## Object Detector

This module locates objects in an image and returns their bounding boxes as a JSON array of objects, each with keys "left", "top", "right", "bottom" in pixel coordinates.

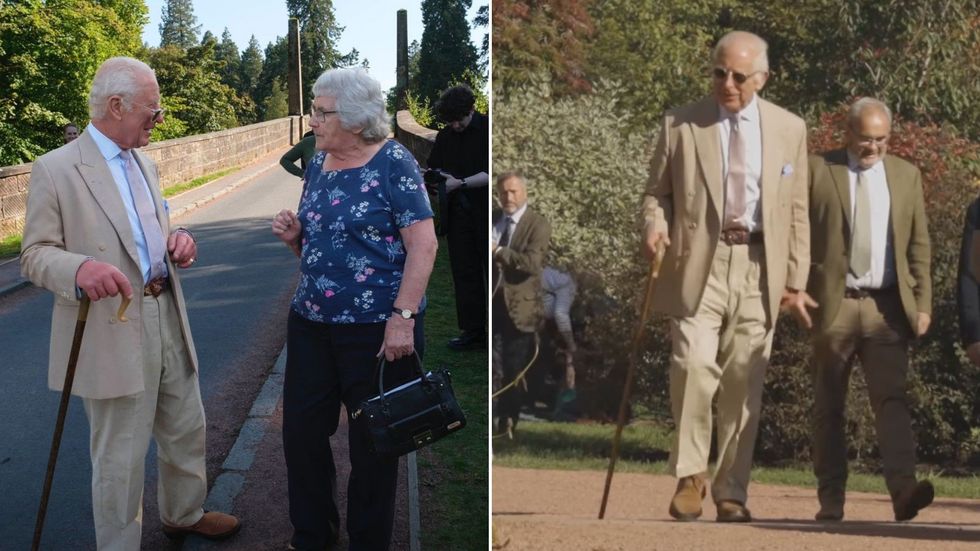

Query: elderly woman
[{"left": 271, "top": 67, "right": 437, "bottom": 551}]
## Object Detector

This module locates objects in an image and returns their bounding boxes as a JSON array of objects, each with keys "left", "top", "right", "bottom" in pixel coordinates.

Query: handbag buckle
[{"left": 413, "top": 430, "right": 434, "bottom": 447}]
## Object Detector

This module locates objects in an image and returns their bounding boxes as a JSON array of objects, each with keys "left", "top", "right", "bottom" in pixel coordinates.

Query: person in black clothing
[
  {"left": 427, "top": 85, "right": 490, "bottom": 350},
  {"left": 280, "top": 130, "right": 317, "bottom": 178},
  {"left": 957, "top": 195, "right": 980, "bottom": 367}
]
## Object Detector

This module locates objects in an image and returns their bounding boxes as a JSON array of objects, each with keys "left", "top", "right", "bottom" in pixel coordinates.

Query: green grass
[
  {"left": 0, "top": 234, "right": 21, "bottom": 258},
  {"left": 493, "top": 421, "right": 980, "bottom": 499},
  {"left": 418, "top": 237, "right": 487, "bottom": 550},
  {"left": 162, "top": 166, "right": 239, "bottom": 198}
]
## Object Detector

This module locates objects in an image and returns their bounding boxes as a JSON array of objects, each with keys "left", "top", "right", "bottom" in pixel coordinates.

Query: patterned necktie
[
  {"left": 850, "top": 170, "right": 872, "bottom": 277},
  {"left": 499, "top": 216, "right": 513, "bottom": 247},
  {"left": 119, "top": 150, "right": 167, "bottom": 281},
  {"left": 724, "top": 115, "right": 747, "bottom": 230}
]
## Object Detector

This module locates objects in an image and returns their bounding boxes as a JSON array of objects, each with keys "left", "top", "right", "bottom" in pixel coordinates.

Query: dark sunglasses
[{"left": 712, "top": 67, "right": 763, "bottom": 85}]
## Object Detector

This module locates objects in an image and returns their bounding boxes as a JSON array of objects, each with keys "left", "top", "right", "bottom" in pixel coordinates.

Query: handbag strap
[{"left": 376, "top": 351, "right": 426, "bottom": 399}]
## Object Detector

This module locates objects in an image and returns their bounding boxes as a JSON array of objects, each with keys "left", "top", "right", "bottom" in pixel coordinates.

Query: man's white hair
[
  {"left": 713, "top": 31, "right": 770, "bottom": 73},
  {"left": 88, "top": 57, "right": 155, "bottom": 120},
  {"left": 849, "top": 97, "right": 893, "bottom": 126}
]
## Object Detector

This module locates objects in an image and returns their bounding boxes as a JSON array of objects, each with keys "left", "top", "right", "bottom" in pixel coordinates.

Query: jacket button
[
  {"left": 688, "top": 222, "right": 697, "bottom": 229},
  {"left": 98, "top": 244, "right": 106, "bottom": 251}
]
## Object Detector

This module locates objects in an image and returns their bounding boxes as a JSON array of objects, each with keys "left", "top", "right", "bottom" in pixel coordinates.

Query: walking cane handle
[{"left": 117, "top": 295, "right": 131, "bottom": 323}]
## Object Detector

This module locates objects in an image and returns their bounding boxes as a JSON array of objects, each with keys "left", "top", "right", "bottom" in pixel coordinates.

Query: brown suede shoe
[
  {"left": 163, "top": 511, "right": 241, "bottom": 540},
  {"left": 716, "top": 500, "right": 752, "bottom": 523},
  {"left": 668, "top": 475, "right": 706, "bottom": 521},
  {"left": 893, "top": 480, "right": 934, "bottom": 522},
  {"left": 816, "top": 485, "right": 844, "bottom": 521},
  {"left": 815, "top": 506, "right": 844, "bottom": 522}
]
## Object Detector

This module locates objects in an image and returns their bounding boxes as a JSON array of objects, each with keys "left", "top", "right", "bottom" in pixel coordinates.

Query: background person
[
  {"left": 63, "top": 122, "right": 79, "bottom": 143},
  {"left": 271, "top": 67, "right": 437, "bottom": 551},
  {"left": 280, "top": 129, "right": 316, "bottom": 178}
]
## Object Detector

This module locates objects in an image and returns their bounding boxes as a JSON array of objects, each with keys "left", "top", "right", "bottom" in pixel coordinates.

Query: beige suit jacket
[
  {"left": 806, "top": 149, "right": 931, "bottom": 332},
  {"left": 493, "top": 208, "right": 551, "bottom": 333},
  {"left": 641, "top": 96, "right": 810, "bottom": 327},
  {"left": 21, "top": 131, "right": 199, "bottom": 399}
]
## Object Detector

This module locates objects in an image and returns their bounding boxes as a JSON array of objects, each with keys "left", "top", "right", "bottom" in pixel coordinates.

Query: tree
[
  {"left": 474, "top": 5, "right": 489, "bottom": 74},
  {"left": 286, "top": 0, "right": 360, "bottom": 111},
  {"left": 416, "top": 0, "right": 479, "bottom": 105},
  {"left": 0, "top": 0, "right": 147, "bottom": 164},
  {"left": 254, "top": 37, "right": 287, "bottom": 120},
  {"left": 239, "top": 35, "right": 264, "bottom": 99},
  {"left": 262, "top": 77, "right": 289, "bottom": 120},
  {"left": 159, "top": 0, "right": 201, "bottom": 49},
  {"left": 215, "top": 28, "right": 242, "bottom": 92}
]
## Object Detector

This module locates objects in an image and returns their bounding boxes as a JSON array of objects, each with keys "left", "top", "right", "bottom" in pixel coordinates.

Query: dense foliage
[
  {"left": 493, "top": 1, "right": 980, "bottom": 468},
  {"left": 416, "top": 0, "right": 480, "bottom": 106}
]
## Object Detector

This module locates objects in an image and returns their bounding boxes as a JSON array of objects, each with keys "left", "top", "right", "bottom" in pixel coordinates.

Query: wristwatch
[
  {"left": 392, "top": 307, "right": 416, "bottom": 320},
  {"left": 460, "top": 177, "right": 467, "bottom": 188}
]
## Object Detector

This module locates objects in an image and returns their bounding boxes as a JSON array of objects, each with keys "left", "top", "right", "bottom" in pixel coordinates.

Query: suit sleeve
[
  {"left": 496, "top": 216, "right": 551, "bottom": 279},
  {"left": 957, "top": 197, "right": 980, "bottom": 345},
  {"left": 785, "top": 120, "right": 811, "bottom": 291},
  {"left": 640, "top": 114, "right": 673, "bottom": 236},
  {"left": 907, "top": 167, "right": 931, "bottom": 315},
  {"left": 19, "top": 158, "right": 90, "bottom": 299}
]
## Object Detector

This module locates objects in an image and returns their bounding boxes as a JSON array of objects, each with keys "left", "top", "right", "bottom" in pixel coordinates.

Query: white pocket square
[{"left": 781, "top": 163, "right": 794, "bottom": 176}]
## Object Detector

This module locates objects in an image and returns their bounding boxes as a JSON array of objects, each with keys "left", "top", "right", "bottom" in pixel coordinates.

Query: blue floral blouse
[{"left": 291, "top": 140, "right": 433, "bottom": 324}]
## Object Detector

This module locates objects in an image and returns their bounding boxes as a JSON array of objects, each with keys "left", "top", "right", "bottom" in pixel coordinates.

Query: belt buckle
[
  {"left": 721, "top": 228, "right": 748, "bottom": 245},
  {"left": 144, "top": 277, "right": 166, "bottom": 297}
]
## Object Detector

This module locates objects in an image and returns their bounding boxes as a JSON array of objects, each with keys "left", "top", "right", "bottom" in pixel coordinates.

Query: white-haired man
[
  {"left": 21, "top": 57, "right": 239, "bottom": 549},
  {"left": 640, "top": 31, "right": 812, "bottom": 522}
]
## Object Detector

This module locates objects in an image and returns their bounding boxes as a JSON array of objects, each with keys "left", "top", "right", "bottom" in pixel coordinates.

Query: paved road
[{"left": 0, "top": 152, "right": 302, "bottom": 550}]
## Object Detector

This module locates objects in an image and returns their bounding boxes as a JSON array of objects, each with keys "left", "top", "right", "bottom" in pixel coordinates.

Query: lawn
[
  {"left": 417, "top": 237, "right": 488, "bottom": 549},
  {"left": 493, "top": 421, "right": 980, "bottom": 500}
]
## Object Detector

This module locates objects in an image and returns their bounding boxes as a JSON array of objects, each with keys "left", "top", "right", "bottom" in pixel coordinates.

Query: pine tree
[
  {"left": 239, "top": 35, "right": 264, "bottom": 101},
  {"left": 215, "top": 28, "right": 242, "bottom": 92},
  {"left": 417, "top": 0, "right": 479, "bottom": 105},
  {"left": 286, "top": 0, "right": 360, "bottom": 110},
  {"left": 159, "top": 0, "right": 201, "bottom": 49},
  {"left": 262, "top": 77, "right": 289, "bottom": 120}
]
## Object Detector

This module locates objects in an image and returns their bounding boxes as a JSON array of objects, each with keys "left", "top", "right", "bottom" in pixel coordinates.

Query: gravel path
[{"left": 492, "top": 467, "right": 980, "bottom": 550}]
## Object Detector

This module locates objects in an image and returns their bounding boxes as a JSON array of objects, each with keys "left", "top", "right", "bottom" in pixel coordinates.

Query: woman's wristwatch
[{"left": 392, "top": 307, "right": 416, "bottom": 320}]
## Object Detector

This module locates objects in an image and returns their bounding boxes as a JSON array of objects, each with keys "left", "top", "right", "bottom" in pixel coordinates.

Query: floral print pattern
[{"left": 291, "top": 140, "right": 432, "bottom": 323}]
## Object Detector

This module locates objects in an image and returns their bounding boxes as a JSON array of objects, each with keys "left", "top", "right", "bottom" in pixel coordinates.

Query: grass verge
[
  {"left": 493, "top": 421, "right": 980, "bottom": 499},
  {"left": 162, "top": 166, "right": 239, "bottom": 198},
  {"left": 418, "top": 237, "right": 487, "bottom": 550},
  {"left": 0, "top": 234, "right": 21, "bottom": 258}
]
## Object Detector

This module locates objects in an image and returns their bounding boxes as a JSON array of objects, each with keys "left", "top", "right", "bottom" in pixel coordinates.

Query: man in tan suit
[
  {"left": 21, "top": 57, "right": 239, "bottom": 549},
  {"left": 492, "top": 171, "right": 551, "bottom": 438},
  {"left": 806, "top": 97, "right": 933, "bottom": 522},
  {"left": 640, "top": 31, "right": 811, "bottom": 522}
]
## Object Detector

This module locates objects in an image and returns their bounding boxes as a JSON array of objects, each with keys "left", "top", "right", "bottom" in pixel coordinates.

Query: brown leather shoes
[
  {"left": 716, "top": 500, "right": 752, "bottom": 522},
  {"left": 163, "top": 511, "right": 241, "bottom": 540},
  {"left": 816, "top": 485, "right": 844, "bottom": 521},
  {"left": 893, "top": 480, "right": 934, "bottom": 521},
  {"left": 668, "top": 475, "right": 706, "bottom": 521},
  {"left": 815, "top": 506, "right": 844, "bottom": 521}
]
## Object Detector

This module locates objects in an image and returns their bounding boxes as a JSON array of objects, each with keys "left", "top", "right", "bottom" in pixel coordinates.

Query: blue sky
[{"left": 142, "top": 1, "right": 486, "bottom": 93}]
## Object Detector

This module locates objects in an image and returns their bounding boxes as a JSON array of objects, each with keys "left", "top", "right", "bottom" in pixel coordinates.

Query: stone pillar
[
  {"left": 287, "top": 17, "right": 303, "bottom": 128},
  {"left": 396, "top": 9, "right": 409, "bottom": 111}
]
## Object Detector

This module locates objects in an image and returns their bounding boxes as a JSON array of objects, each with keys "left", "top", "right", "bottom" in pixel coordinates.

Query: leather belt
[
  {"left": 144, "top": 276, "right": 169, "bottom": 298},
  {"left": 720, "top": 228, "right": 763, "bottom": 246},
  {"left": 843, "top": 286, "right": 894, "bottom": 299}
]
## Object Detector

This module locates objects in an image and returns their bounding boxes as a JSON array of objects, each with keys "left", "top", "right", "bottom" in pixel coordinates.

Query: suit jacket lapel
[
  {"left": 827, "top": 149, "right": 852, "bottom": 232},
  {"left": 134, "top": 150, "right": 170, "bottom": 235},
  {"left": 883, "top": 155, "right": 906, "bottom": 234},
  {"left": 76, "top": 132, "right": 141, "bottom": 267},
  {"left": 691, "top": 98, "right": 723, "bottom": 224},
  {"left": 759, "top": 98, "right": 780, "bottom": 229}
]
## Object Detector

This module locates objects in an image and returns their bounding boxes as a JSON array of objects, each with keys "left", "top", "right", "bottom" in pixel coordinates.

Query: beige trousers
[
  {"left": 667, "top": 241, "right": 772, "bottom": 505},
  {"left": 810, "top": 290, "right": 916, "bottom": 504},
  {"left": 82, "top": 291, "right": 207, "bottom": 551}
]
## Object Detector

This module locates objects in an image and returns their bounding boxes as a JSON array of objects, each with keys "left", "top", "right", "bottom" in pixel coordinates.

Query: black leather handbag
[{"left": 351, "top": 353, "right": 466, "bottom": 457}]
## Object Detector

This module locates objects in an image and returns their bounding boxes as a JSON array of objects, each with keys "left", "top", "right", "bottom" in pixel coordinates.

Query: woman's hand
[
  {"left": 272, "top": 209, "right": 301, "bottom": 256},
  {"left": 378, "top": 315, "right": 415, "bottom": 361}
]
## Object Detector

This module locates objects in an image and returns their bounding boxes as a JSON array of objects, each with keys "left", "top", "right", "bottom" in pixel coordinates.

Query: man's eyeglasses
[
  {"left": 138, "top": 104, "right": 165, "bottom": 121},
  {"left": 855, "top": 135, "right": 889, "bottom": 147},
  {"left": 310, "top": 108, "right": 339, "bottom": 122},
  {"left": 712, "top": 67, "right": 763, "bottom": 85}
]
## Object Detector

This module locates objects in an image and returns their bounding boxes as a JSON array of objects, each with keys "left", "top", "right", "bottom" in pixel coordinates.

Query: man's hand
[
  {"left": 642, "top": 226, "right": 670, "bottom": 260},
  {"left": 168, "top": 229, "right": 197, "bottom": 268},
  {"left": 966, "top": 342, "right": 980, "bottom": 367},
  {"left": 780, "top": 288, "right": 818, "bottom": 329},
  {"left": 76, "top": 260, "right": 133, "bottom": 301},
  {"left": 915, "top": 312, "right": 931, "bottom": 337},
  {"left": 444, "top": 176, "right": 463, "bottom": 192}
]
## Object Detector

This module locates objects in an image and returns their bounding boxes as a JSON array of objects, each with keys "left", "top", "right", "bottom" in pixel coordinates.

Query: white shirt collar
[
  {"left": 85, "top": 122, "right": 124, "bottom": 162},
  {"left": 505, "top": 202, "right": 528, "bottom": 225},
  {"left": 718, "top": 94, "right": 760, "bottom": 123},
  {"left": 846, "top": 152, "right": 885, "bottom": 175}
]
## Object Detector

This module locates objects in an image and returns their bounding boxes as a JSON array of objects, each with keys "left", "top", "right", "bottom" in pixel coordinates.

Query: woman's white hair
[
  {"left": 88, "top": 57, "right": 155, "bottom": 120},
  {"left": 312, "top": 67, "right": 391, "bottom": 143}
]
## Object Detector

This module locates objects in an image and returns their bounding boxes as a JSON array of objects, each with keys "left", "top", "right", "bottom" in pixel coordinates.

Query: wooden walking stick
[
  {"left": 32, "top": 295, "right": 130, "bottom": 550},
  {"left": 598, "top": 243, "right": 664, "bottom": 519}
]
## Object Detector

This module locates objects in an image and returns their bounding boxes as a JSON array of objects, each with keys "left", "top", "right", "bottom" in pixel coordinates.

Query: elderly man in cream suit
[
  {"left": 21, "top": 57, "right": 239, "bottom": 549},
  {"left": 640, "top": 31, "right": 812, "bottom": 523}
]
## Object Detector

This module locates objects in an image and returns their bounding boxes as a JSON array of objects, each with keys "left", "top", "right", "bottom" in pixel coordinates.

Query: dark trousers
[
  {"left": 284, "top": 309, "right": 424, "bottom": 551},
  {"left": 447, "top": 191, "right": 488, "bottom": 332},
  {"left": 493, "top": 296, "right": 535, "bottom": 428}
]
